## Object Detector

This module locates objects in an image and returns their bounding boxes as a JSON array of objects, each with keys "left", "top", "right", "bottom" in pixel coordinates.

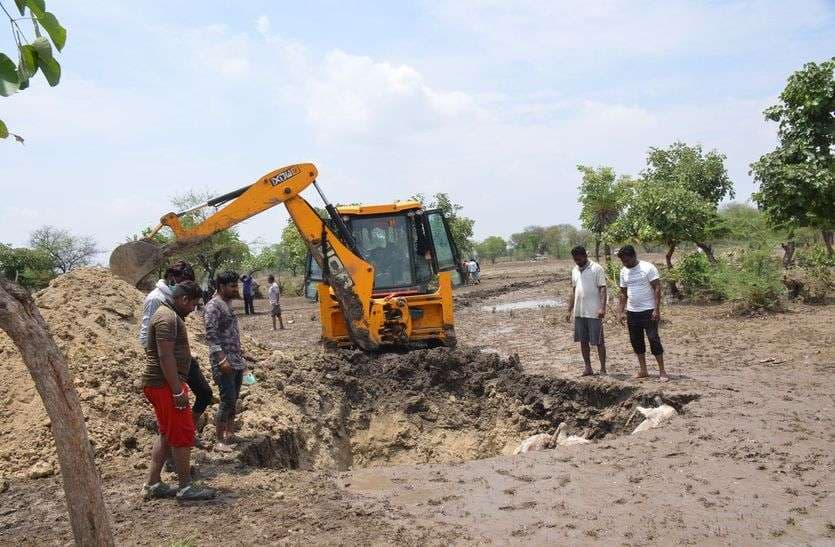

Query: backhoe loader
[{"left": 110, "top": 163, "right": 463, "bottom": 351}]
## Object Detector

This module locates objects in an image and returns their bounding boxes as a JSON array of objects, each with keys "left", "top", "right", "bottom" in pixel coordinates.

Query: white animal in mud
[
  {"left": 632, "top": 396, "right": 678, "bottom": 434},
  {"left": 513, "top": 423, "right": 590, "bottom": 454}
]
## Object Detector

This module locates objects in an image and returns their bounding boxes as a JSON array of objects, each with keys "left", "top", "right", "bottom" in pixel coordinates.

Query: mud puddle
[
  {"left": 234, "top": 347, "right": 698, "bottom": 472},
  {"left": 481, "top": 298, "right": 563, "bottom": 312}
]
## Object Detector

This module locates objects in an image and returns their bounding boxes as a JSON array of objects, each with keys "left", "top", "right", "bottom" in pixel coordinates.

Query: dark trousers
[
  {"left": 243, "top": 294, "right": 255, "bottom": 315},
  {"left": 186, "top": 358, "right": 213, "bottom": 414},
  {"left": 212, "top": 365, "right": 243, "bottom": 423},
  {"left": 626, "top": 310, "right": 664, "bottom": 356}
]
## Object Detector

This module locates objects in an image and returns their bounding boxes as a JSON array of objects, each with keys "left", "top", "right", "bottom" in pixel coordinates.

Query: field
[{"left": 1, "top": 259, "right": 834, "bottom": 545}]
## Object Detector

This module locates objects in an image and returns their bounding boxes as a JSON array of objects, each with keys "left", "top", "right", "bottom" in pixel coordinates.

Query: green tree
[
  {"left": 29, "top": 226, "right": 97, "bottom": 273},
  {"left": 607, "top": 179, "right": 721, "bottom": 293},
  {"left": 1, "top": 0, "right": 67, "bottom": 141},
  {"left": 277, "top": 221, "right": 308, "bottom": 276},
  {"left": 412, "top": 192, "right": 475, "bottom": 256},
  {"left": 719, "top": 202, "right": 776, "bottom": 246},
  {"left": 0, "top": 243, "right": 53, "bottom": 287},
  {"left": 475, "top": 236, "right": 507, "bottom": 264},
  {"left": 751, "top": 57, "right": 835, "bottom": 263},
  {"left": 577, "top": 165, "right": 629, "bottom": 262},
  {"left": 165, "top": 190, "right": 252, "bottom": 285},
  {"left": 509, "top": 226, "right": 545, "bottom": 259},
  {"left": 642, "top": 142, "right": 733, "bottom": 262}
]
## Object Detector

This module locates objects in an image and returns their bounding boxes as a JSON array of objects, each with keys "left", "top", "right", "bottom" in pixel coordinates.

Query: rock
[
  {"left": 0, "top": 478, "right": 8, "bottom": 493},
  {"left": 273, "top": 491, "right": 285, "bottom": 500},
  {"left": 27, "top": 462, "right": 54, "bottom": 479}
]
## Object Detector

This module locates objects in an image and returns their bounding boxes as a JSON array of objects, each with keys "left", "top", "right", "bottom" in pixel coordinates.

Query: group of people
[
  {"left": 462, "top": 258, "right": 481, "bottom": 284},
  {"left": 138, "top": 263, "right": 286, "bottom": 501},
  {"left": 565, "top": 244, "right": 668, "bottom": 382}
]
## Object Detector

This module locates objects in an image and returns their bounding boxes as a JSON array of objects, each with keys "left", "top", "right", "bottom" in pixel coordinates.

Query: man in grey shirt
[{"left": 204, "top": 271, "right": 245, "bottom": 452}]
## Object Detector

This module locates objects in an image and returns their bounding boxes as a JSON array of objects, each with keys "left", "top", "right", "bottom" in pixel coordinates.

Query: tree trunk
[
  {"left": 781, "top": 240, "right": 796, "bottom": 268},
  {"left": 594, "top": 238, "right": 601, "bottom": 262},
  {"left": 665, "top": 242, "right": 679, "bottom": 296},
  {"left": 603, "top": 243, "right": 612, "bottom": 264},
  {"left": 0, "top": 279, "right": 114, "bottom": 546},
  {"left": 695, "top": 242, "right": 718, "bottom": 264},
  {"left": 823, "top": 230, "right": 834, "bottom": 257}
]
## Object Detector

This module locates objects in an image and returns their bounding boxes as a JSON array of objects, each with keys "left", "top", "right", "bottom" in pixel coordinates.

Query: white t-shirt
[
  {"left": 619, "top": 260, "right": 660, "bottom": 312},
  {"left": 138, "top": 280, "right": 172, "bottom": 348},
  {"left": 268, "top": 282, "right": 280, "bottom": 305},
  {"left": 571, "top": 261, "right": 606, "bottom": 318},
  {"left": 467, "top": 261, "right": 478, "bottom": 273}
]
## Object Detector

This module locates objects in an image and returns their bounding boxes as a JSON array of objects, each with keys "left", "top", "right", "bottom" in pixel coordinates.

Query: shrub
[
  {"left": 784, "top": 246, "right": 833, "bottom": 303},
  {"left": 665, "top": 252, "right": 728, "bottom": 302},
  {"left": 726, "top": 249, "right": 784, "bottom": 314}
]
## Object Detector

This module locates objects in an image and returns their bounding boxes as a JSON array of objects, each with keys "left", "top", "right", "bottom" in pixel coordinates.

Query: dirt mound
[{"left": 455, "top": 277, "right": 563, "bottom": 307}]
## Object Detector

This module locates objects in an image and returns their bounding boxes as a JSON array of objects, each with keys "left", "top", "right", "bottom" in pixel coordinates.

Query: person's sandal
[
  {"left": 176, "top": 483, "right": 217, "bottom": 501},
  {"left": 143, "top": 482, "right": 178, "bottom": 500}
]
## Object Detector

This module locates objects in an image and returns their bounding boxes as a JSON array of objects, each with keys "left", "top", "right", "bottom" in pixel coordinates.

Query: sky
[{"left": 1, "top": 0, "right": 833, "bottom": 259}]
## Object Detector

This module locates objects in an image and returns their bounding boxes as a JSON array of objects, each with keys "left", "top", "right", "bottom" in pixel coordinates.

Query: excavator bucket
[{"left": 109, "top": 240, "right": 166, "bottom": 287}]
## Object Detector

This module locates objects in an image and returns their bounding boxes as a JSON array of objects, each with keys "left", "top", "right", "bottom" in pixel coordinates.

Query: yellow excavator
[{"left": 110, "top": 163, "right": 463, "bottom": 351}]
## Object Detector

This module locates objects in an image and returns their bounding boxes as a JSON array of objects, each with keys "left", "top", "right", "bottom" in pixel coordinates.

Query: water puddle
[{"left": 481, "top": 298, "right": 564, "bottom": 312}]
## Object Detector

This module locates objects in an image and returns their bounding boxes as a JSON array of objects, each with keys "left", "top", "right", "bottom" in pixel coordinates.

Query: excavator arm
[{"left": 110, "top": 163, "right": 379, "bottom": 350}]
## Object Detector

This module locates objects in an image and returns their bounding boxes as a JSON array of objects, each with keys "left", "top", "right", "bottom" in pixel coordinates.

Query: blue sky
[{"left": 1, "top": 0, "right": 833, "bottom": 258}]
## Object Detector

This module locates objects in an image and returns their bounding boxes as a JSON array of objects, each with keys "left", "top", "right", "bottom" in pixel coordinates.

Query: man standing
[
  {"left": 204, "top": 271, "right": 246, "bottom": 452},
  {"left": 241, "top": 274, "right": 255, "bottom": 315},
  {"left": 141, "top": 281, "right": 216, "bottom": 501},
  {"left": 467, "top": 259, "right": 481, "bottom": 284},
  {"left": 138, "top": 261, "right": 212, "bottom": 437},
  {"left": 267, "top": 274, "right": 285, "bottom": 330},
  {"left": 616, "top": 245, "right": 669, "bottom": 382},
  {"left": 565, "top": 246, "right": 607, "bottom": 376}
]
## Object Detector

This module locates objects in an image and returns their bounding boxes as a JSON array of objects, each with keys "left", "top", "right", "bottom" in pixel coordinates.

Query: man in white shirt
[
  {"left": 467, "top": 259, "right": 480, "bottom": 284},
  {"left": 267, "top": 274, "right": 285, "bottom": 330},
  {"left": 615, "top": 245, "right": 669, "bottom": 382},
  {"left": 564, "top": 246, "right": 607, "bottom": 376}
]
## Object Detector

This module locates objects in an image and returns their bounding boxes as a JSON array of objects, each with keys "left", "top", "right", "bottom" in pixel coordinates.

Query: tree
[
  {"left": 0, "top": 243, "right": 53, "bottom": 287},
  {"left": 642, "top": 142, "right": 733, "bottom": 262},
  {"left": 277, "top": 221, "right": 308, "bottom": 276},
  {"left": 751, "top": 57, "right": 835, "bottom": 262},
  {"left": 0, "top": 280, "right": 114, "bottom": 546},
  {"left": 577, "top": 165, "right": 629, "bottom": 262},
  {"left": 475, "top": 236, "right": 507, "bottom": 264},
  {"left": 719, "top": 202, "right": 776, "bottom": 246},
  {"left": 607, "top": 179, "right": 721, "bottom": 294},
  {"left": 412, "top": 193, "right": 475, "bottom": 256},
  {"left": 30, "top": 226, "right": 97, "bottom": 274},
  {"left": 509, "top": 226, "right": 545, "bottom": 259},
  {"left": 164, "top": 190, "right": 252, "bottom": 285},
  {"left": 1, "top": 0, "right": 67, "bottom": 141}
]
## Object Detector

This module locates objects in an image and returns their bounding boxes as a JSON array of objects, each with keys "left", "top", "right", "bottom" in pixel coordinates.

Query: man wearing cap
[
  {"left": 615, "top": 245, "right": 669, "bottom": 382},
  {"left": 141, "top": 281, "right": 216, "bottom": 501}
]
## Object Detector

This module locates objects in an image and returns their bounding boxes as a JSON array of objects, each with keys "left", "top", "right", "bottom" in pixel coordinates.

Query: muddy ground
[{"left": 1, "top": 259, "right": 834, "bottom": 545}]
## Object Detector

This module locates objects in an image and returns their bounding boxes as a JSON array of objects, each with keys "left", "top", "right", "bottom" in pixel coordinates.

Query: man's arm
[
  {"left": 598, "top": 285, "right": 607, "bottom": 318},
  {"left": 618, "top": 287, "right": 628, "bottom": 323},
  {"left": 139, "top": 297, "right": 163, "bottom": 346},
  {"left": 650, "top": 279, "right": 662, "bottom": 321},
  {"left": 203, "top": 303, "right": 231, "bottom": 374},
  {"left": 565, "top": 285, "right": 575, "bottom": 322}
]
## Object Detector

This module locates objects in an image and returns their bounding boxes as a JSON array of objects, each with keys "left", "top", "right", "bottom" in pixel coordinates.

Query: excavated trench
[{"left": 235, "top": 347, "right": 698, "bottom": 471}]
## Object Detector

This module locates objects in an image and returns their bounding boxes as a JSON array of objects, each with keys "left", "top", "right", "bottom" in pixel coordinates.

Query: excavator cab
[{"left": 305, "top": 201, "right": 463, "bottom": 347}]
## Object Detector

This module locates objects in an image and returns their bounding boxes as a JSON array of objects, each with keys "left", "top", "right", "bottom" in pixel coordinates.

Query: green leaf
[
  {"left": 24, "top": 0, "right": 46, "bottom": 17},
  {"left": 37, "top": 11, "right": 67, "bottom": 51},
  {"left": 0, "top": 119, "right": 8, "bottom": 139},
  {"left": 14, "top": 0, "right": 26, "bottom": 15},
  {"left": 0, "top": 54, "right": 20, "bottom": 97},
  {"left": 0, "top": 54, "right": 19, "bottom": 83},
  {"left": 18, "top": 44, "right": 37, "bottom": 80},
  {"left": 31, "top": 36, "right": 60, "bottom": 86}
]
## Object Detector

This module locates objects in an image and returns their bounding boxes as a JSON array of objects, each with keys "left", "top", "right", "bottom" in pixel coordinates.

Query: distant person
[
  {"left": 204, "top": 271, "right": 246, "bottom": 452},
  {"left": 460, "top": 259, "right": 470, "bottom": 284},
  {"left": 467, "top": 259, "right": 481, "bottom": 284},
  {"left": 564, "top": 246, "right": 607, "bottom": 376},
  {"left": 241, "top": 274, "right": 255, "bottom": 315},
  {"left": 267, "top": 274, "right": 285, "bottom": 330},
  {"left": 141, "top": 280, "right": 216, "bottom": 501},
  {"left": 616, "top": 245, "right": 669, "bottom": 382},
  {"left": 138, "top": 261, "right": 212, "bottom": 440}
]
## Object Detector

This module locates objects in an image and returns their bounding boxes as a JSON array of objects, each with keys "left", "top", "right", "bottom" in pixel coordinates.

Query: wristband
[
  {"left": 219, "top": 357, "right": 229, "bottom": 366},
  {"left": 173, "top": 388, "right": 185, "bottom": 397}
]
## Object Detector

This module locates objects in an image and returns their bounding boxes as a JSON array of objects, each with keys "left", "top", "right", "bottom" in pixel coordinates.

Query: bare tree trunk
[
  {"left": 781, "top": 241, "right": 796, "bottom": 268},
  {"left": 0, "top": 279, "right": 114, "bottom": 547},
  {"left": 695, "top": 242, "right": 718, "bottom": 264},
  {"left": 665, "top": 242, "right": 679, "bottom": 296},
  {"left": 603, "top": 243, "right": 612, "bottom": 264},
  {"left": 594, "top": 238, "right": 601, "bottom": 262},
  {"left": 823, "top": 230, "right": 834, "bottom": 257}
]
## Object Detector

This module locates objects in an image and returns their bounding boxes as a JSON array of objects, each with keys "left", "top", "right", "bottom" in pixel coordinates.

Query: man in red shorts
[{"left": 141, "top": 280, "right": 216, "bottom": 501}]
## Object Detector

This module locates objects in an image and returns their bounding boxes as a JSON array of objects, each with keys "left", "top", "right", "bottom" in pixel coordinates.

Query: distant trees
[
  {"left": 509, "top": 224, "right": 590, "bottom": 260},
  {"left": 475, "top": 236, "right": 507, "bottom": 264},
  {"left": 0, "top": 243, "right": 53, "bottom": 288},
  {"left": 29, "top": 226, "right": 98, "bottom": 274},
  {"left": 751, "top": 57, "right": 835, "bottom": 264}
]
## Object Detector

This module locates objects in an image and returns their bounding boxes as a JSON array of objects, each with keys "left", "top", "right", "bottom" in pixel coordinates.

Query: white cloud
[{"left": 255, "top": 15, "right": 270, "bottom": 35}]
